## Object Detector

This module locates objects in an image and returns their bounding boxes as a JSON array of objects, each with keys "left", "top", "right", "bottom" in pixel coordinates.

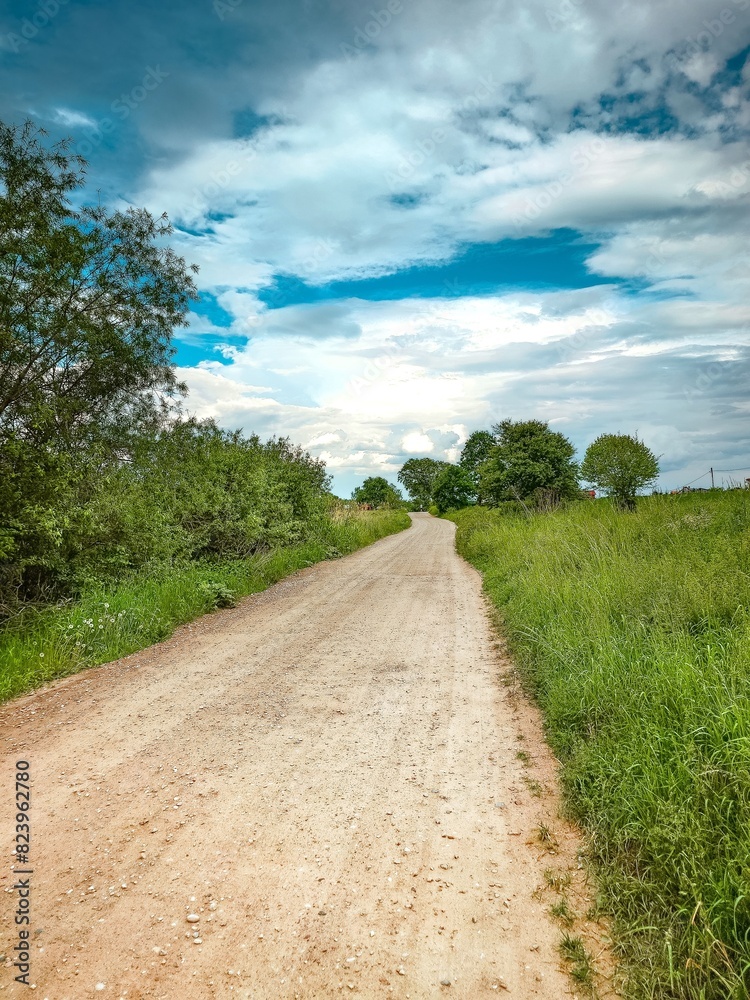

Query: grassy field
[
  {"left": 449, "top": 492, "right": 750, "bottom": 1000},
  {"left": 0, "top": 508, "right": 410, "bottom": 704}
]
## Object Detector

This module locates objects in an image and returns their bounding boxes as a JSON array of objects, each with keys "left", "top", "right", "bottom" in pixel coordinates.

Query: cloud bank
[{"left": 2, "top": 0, "right": 749, "bottom": 492}]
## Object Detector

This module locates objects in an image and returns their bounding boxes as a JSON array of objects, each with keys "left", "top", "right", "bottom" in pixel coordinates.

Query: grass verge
[
  {"left": 448, "top": 492, "right": 750, "bottom": 999},
  {"left": 0, "top": 509, "right": 410, "bottom": 704}
]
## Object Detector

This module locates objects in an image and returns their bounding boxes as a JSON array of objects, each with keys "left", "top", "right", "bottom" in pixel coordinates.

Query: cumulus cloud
[
  {"left": 402, "top": 432, "right": 435, "bottom": 453},
  {"left": 139, "top": 0, "right": 750, "bottom": 491}
]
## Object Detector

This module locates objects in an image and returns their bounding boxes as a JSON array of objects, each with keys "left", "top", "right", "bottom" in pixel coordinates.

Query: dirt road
[{"left": 1, "top": 514, "right": 589, "bottom": 998}]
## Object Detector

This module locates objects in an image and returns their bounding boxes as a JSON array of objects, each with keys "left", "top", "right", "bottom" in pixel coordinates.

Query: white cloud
[
  {"left": 4, "top": 0, "right": 749, "bottom": 494},
  {"left": 306, "top": 431, "right": 344, "bottom": 447},
  {"left": 402, "top": 431, "right": 435, "bottom": 453},
  {"left": 53, "top": 107, "right": 97, "bottom": 128},
  {"left": 120, "top": 0, "right": 750, "bottom": 493}
]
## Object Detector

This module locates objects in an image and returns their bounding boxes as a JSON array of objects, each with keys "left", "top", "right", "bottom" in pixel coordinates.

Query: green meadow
[{"left": 450, "top": 491, "right": 750, "bottom": 999}]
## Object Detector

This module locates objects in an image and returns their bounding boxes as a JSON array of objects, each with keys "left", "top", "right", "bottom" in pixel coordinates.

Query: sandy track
[{"left": 0, "top": 514, "right": 587, "bottom": 998}]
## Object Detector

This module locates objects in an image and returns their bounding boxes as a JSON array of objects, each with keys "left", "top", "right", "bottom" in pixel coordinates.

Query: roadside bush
[
  {"left": 197, "top": 580, "right": 238, "bottom": 610},
  {"left": 0, "top": 418, "right": 331, "bottom": 612}
]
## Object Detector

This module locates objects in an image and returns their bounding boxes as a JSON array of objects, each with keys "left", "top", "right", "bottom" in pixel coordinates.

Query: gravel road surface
[{"left": 0, "top": 513, "right": 589, "bottom": 998}]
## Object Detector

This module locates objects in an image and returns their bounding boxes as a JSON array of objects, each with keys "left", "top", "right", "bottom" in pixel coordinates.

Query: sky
[{"left": 2, "top": 0, "right": 749, "bottom": 496}]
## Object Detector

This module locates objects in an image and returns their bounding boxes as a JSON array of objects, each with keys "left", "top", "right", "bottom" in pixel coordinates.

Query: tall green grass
[
  {"left": 449, "top": 493, "right": 750, "bottom": 999},
  {"left": 0, "top": 509, "right": 410, "bottom": 703}
]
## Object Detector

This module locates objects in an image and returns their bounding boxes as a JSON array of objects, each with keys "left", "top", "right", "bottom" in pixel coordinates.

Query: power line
[
  {"left": 680, "top": 470, "right": 711, "bottom": 487},
  {"left": 676, "top": 466, "right": 750, "bottom": 489}
]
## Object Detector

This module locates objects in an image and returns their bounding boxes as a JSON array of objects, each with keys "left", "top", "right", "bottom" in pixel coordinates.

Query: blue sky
[{"left": 2, "top": 0, "right": 749, "bottom": 495}]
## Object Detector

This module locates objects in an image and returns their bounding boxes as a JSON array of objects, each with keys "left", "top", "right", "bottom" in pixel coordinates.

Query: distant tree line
[{"left": 352, "top": 422, "right": 660, "bottom": 515}]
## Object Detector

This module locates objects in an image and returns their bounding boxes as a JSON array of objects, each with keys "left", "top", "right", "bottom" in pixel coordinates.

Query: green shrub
[
  {"left": 0, "top": 419, "right": 332, "bottom": 613},
  {"left": 197, "top": 580, "right": 237, "bottom": 609}
]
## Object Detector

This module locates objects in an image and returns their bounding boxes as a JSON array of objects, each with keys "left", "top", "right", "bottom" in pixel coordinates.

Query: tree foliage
[
  {"left": 0, "top": 413, "right": 332, "bottom": 611},
  {"left": 581, "top": 433, "right": 659, "bottom": 509},
  {"left": 459, "top": 429, "right": 495, "bottom": 503},
  {"left": 460, "top": 430, "right": 494, "bottom": 478},
  {"left": 351, "top": 476, "right": 403, "bottom": 508},
  {"left": 0, "top": 121, "right": 202, "bottom": 609},
  {"left": 0, "top": 121, "right": 197, "bottom": 451},
  {"left": 397, "top": 457, "right": 450, "bottom": 510},
  {"left": 432, "top": 464, "right": 475, "bottom": 513},
  {"left": 480, "top": 419, "right": 579, "bottom": 506}
]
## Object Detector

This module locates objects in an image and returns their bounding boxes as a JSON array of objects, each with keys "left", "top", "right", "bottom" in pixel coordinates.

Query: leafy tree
[
  {"left": 0, "top": 121, "right": 197, "bottom": 452},
  {"left": 460, "top": 429, "right": 495, "bottom": 503},
  {"left": 0, "top": 120, "right": 198, "bottom": 606},
  {"left": 432, "top": 464, "right": 475, "bottom": 513},
  {"left": 581, "top": 433, "right": 659, "bottom": 509},
  {"left": 397, "top": 457, "right": 450, "bottom": 510},
  {"left": 480, "top": 419, "right": 579, "bottom": 506},
  {"left": 351, "top": 476, "right": 402, "bottom": 508}
]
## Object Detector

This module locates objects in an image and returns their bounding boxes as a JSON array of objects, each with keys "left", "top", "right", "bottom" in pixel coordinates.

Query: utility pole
[{"left": 710, "top": 467, "right": 715, "bottom": 489}]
